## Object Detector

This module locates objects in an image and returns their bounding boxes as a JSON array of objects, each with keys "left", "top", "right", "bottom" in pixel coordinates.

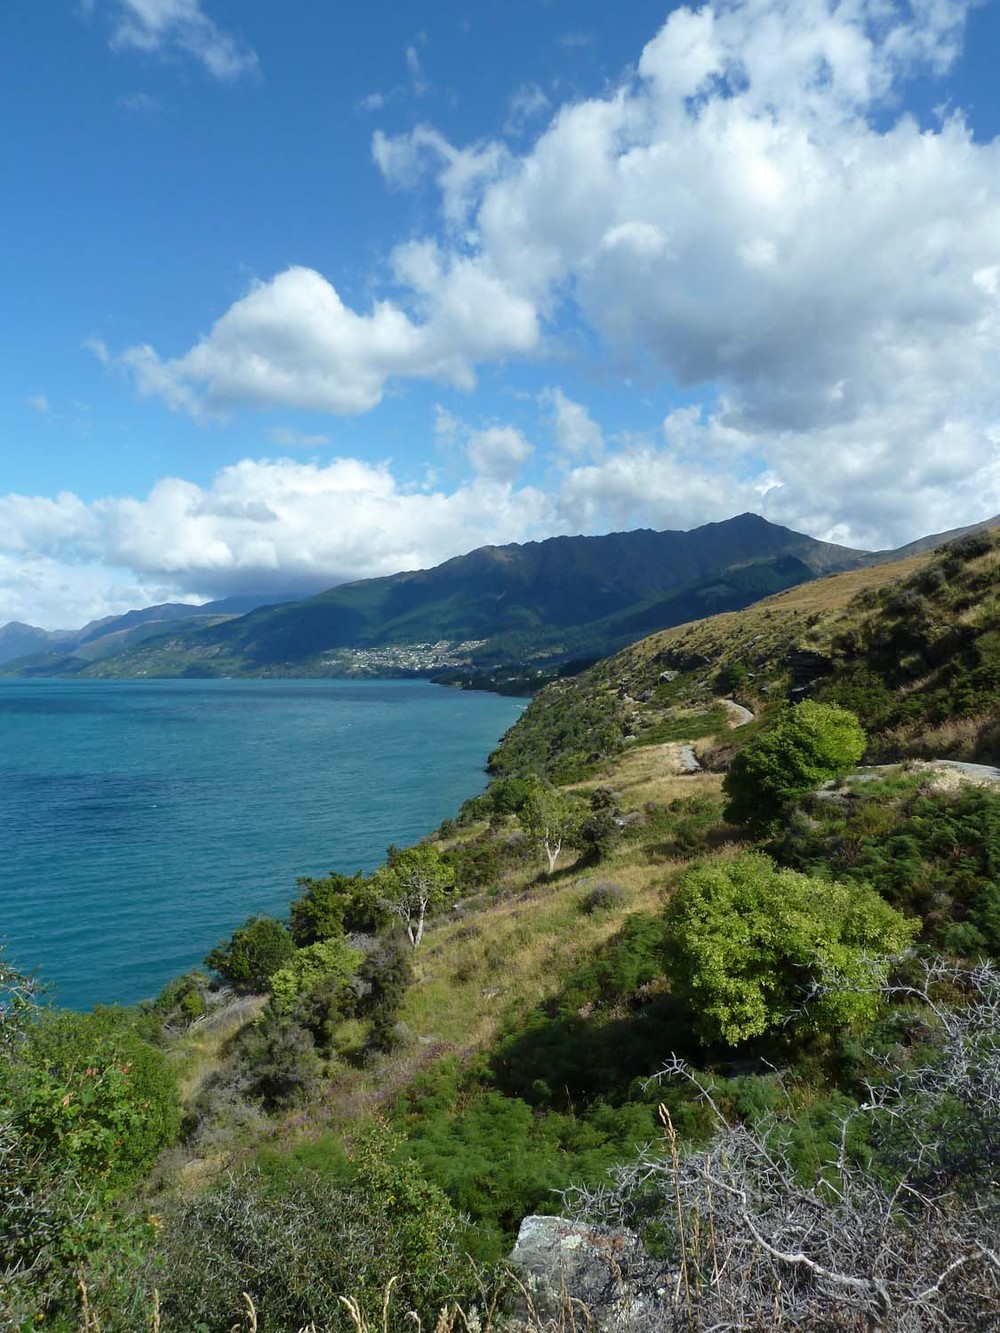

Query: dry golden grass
[
  {"left": 573, "top": 744, "right": 723, "bottom": 803},
  {"left": 882, "top": 710, "right": 1000, "bottom": 760},
  {"left": 403, "top": 862, "right": 670, "bottom": 1054},
  {"left": 613, "top": 551, "right": 933, "bottom": 679},
  {"left": 764, "top": 554, "right": 931, "bottom": 613},
  {"left": 172, "top": 994, "right": 268, "bottom": 1103}
]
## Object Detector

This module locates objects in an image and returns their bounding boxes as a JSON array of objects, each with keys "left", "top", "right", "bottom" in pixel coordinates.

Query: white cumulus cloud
[
  {"left": 466, "top": 425, "right": 534, "bottom": 483},
  {"left": 539, "top": 387, "right": 604, "bottom": 462},
  {"left": 114, "top": 263, "right": 538, "bottom": 416},
  {"left": 98, "top": 0, "right": 1000, "bottom": 544},
  {"left": 0, "top": 455, "right": 557, "bottom": 627},
  {"left": 91, "top": 0, "right": 257, "bottom": 80}
]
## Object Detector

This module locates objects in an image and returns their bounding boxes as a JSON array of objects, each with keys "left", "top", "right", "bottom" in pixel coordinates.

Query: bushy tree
[
  {"left": 241, "top": 1012, "right": 321, "bottom": 1109},
  {"left": 372, "top": 844, "right": 456, "bottom": 948},
  {"left": 269, "top": 936, "right": 362, "bottom": 1013},
  {"left": 663, "top": 852, "right": 918, "bottom": 1045},
  {"left": 486, "top": 775, "right": 539, "bottom": 825},
  {"left": 723, "top": 701, "right": 866, "bottom": 833},
  {"left": 205, "top": 914, "right": 294, "bottom": 991},
  {"left": 578, "top": 786, "right": 623, "bottom": 864},
  {"left": 358, "top": 935, "right": 414, "bottom": 1053},
  {"left": 289, "top": 870, "right": 384, "bottom": 945},
  {"left": 518, "top": 780, "right": 587, "bottom": 875}
]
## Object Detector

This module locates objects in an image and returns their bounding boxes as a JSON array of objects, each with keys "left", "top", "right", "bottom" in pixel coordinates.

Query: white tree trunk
[
  {"left": 407, "top": 895, "right": 429, "bottom": 948},
  {"left": 544, "top": 837, "right": 562, "bottom": 876}
]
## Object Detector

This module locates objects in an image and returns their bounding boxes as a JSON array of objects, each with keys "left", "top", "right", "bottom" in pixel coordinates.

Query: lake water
[{"left": 0, "top": 679, "right": 523, "bottom": 1010}]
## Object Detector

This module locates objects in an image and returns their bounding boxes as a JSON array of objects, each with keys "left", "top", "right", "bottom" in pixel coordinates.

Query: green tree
[
  {"left": 486, "top": 775, "right": 538, "bottom": 826},
  {"left": 518, "top": 781, "right": 586, "bottom": 875},
  {"left": 578, "top": 786, "right": 623, "bottom": 864},
  {"left": 289, "top": 871, "right": 385, "bottom": 945},
  {"left": 372, "top": 844, "right": 456, "bottom": 948},
  {"left": 269, "top": 936, "right": 362, "bottom": 1013},
  {"left": 723, "top": 700, "right": 866, "bottom": 833},
  {"left": 205, "top": 914, "right": 295, "bottom": 992},
  {"left": 663, "top": 852, "right": 918, "bottom": 1045}
]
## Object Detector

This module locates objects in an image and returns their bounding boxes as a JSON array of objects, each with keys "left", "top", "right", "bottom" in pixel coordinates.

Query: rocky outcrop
[
  {"left": 507, "top": 1215, "right": 671, "bottom": 1331},
  {"left": 786, "top": 648, "right": 832, "bottom": 696}
]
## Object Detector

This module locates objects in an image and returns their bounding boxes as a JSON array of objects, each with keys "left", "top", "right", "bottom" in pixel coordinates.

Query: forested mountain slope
[{"left": 15, "top": 512, "right": 866, "bottom": 678}]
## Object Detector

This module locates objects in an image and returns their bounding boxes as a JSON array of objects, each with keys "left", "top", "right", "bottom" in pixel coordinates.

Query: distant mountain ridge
[
  {"left": 2, "top": 514, "right": 866, "bottom": 679},
  {"left": 195, "top": 513, "right": 861, "bottom": 668},
  {"left": 5, "top": 511, "right": 997, "bottom": 682},
  {"left": 866, "top": 512, "right": 1000, "bottom": 564},
  {"left": 0, "top": 594, "right": 295, "bottom": 668}
]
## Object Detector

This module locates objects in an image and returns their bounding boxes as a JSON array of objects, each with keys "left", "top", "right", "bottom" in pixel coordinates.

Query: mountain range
[
  {"left": 3, "top": 511, "right": 997, "bottom": 682},
  {"left": 0, "top": 594, "right": 294, "bottom": 668}
]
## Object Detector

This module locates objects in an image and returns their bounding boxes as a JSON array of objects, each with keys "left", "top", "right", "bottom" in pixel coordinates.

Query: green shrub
[
  {"left": 151, "top": 1137, "right": 473, "bottom": 1332},
  {"left": 776, "top": 783, "right": 1000, "bottom": 959},
  {"left": 663, "top": 852, "right": 918, "bottom": 1045},
  {"left": 269, "top": 936, "right": 361, "bottom": 1014},
  {"left": 723, "top": 701, "right": 866, "bottom": 833},
  {"left": 152, "top": 969, "right": 211, "bottom": 1024},
  {"left": 942, "top": 529, "right": 994, "bottom": 568},
  {"left": 577, "top": 787, "right": 623, "bottom": 864},
  {"left": 580, "top": 880, "right": 627, "bottom": 914},
  {"left": 661, "top": 793, "right": 728, "bottom": 857},
  {"left": 205, "top": 915, "right": 295, "bottom": 992},
  {"left": 358, "top": 935, "right": 415, "bottom": 1054},
  {"left": 715, "top": 662, "right": 749, "bottom": 693},
  {"left": 289, "top": 871, "right": 385, "bottom": 944},
  {"left": 0, "top": 962, "right": 159, "bottom": 1328},
  {"left": 239, "top": 1012, "right": 321, "bottom": 1110},
  {"left": 13, "top": 1008, "right": 180, "bottom": 1188}
]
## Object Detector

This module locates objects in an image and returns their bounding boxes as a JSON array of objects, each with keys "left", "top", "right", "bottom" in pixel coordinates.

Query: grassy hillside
[
  {"left": 490, "top": 529, "right": 1000, "bottom": 781},
  {"left": 5, "top": 527, "right": 1000, "bottom": 1330}
]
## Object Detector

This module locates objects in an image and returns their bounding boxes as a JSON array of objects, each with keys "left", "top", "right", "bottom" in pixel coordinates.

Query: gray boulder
[{"left": 508, "top": 1215, "right": 671, "bottom": 1331}]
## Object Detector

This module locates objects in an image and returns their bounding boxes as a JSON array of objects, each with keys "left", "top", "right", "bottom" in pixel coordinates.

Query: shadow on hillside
[
  {"left": 489, "top": 992, "right": 701, "bottom": 1111},
  {"left": 642, "top": 820, "right": 748, "bottom": 864}
]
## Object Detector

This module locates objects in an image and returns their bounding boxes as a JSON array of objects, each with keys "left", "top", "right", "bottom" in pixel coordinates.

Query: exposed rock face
[
  {"left": 508, "top": 1215, "right": 671, "bottom": 1331},
  {"left": 786, "top": 648, "right": 832, "bottom": 695}
]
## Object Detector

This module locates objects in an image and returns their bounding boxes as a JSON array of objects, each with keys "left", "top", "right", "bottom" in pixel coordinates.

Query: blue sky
[{"left": 5, "top": 0, "right": 1000, "bottom": 627}]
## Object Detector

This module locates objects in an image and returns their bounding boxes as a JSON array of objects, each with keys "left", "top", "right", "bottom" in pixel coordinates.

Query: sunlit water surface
[{"left": 0, "top": 678, "right": 523, "bottom": 1009}]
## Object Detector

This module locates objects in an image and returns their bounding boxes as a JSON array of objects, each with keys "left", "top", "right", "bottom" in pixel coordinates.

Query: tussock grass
[
  {"left": 882, "top": 712, "right": 989, "bottom": 758},
  {"left": 622, "top": 555, "right": 931, "bottom": 672},
  {"left": 404, "top": 867, "right": 669, "bottom": 1054},
  {"left": 583, "top": 745, "right": 723, "bottom": 802},
  {"left": 172, "top": 994, "right": 268, "bottom": 1103}
]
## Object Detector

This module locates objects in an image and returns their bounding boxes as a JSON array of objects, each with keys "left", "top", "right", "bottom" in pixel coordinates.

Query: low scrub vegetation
[{"left": 8, "top": 534, "right": 1000, "bottom": 1329}]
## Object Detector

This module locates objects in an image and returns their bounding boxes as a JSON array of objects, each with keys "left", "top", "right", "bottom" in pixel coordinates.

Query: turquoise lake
[{"left": 0, "top": 679, "right": 523, "bottom": 1010}]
